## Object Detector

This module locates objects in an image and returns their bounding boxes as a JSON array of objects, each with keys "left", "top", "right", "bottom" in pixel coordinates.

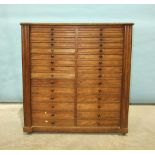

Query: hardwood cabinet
[{"left": 21, "top": 23, "right": 133, "bottom": 134}]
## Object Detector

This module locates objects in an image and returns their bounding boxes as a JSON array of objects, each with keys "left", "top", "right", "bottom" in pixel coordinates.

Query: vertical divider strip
[{"left": 74, "top": 26, "right": 78, "bottom": 126}]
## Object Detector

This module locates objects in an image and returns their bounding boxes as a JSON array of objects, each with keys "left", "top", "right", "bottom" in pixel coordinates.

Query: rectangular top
[{"left": 20, "top": 22, "right": 134, "bottom": 26}]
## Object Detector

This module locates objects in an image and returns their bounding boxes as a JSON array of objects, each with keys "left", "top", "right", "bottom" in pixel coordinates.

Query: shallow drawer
[
  {"left": 77, "top": 103, "right": 120, "bottom": 111},
  {"left": 31, "top": 79, "right": 74, "bottom": 87},
  {"left": 77, "top": 60, "right": 122, "bottom": 67},
  {"left": 31, "top": 54, "right": 75, "bottom": 60},
  {"left": 31, "top": 103, "right": 74, "bottom": 111},
  {"left": 77, "top": 87, "right": 121, "bottom": 95},
  {"left": 77, "top": 119, "right": 120, "bottom": 127},
  {"left": 32, "top": 119, "right": 74, "bottom": 126},
  {"left": 78, "top": 49, "right": 123, "bottom": 55},
  {"left": 31, "top": 49, "right": 75, "bottom": 54},
  {"left": 32, "top": 87, "right": 74, "bottom": 95},
  {"left": 77, "top": 79, "right": 122, "bottom": 88},
  {"left": 31, "top": 66, "right": 75, "bottom": 73},
  {"left": 31, "top": 27, "right": 51, "bottom": 33},
  {"left": 78, "top": 73, "right": 122, "bottom": 79},
  {"left": 31, "top": 94, "right": 74, "bottom": 103},
  {"left": 78, "top": 43, "right": 123, "bottom": 49},
  {"left": 78, "top": 55, "right": 122, "bottom": 61},
  {"left": 31, "top": 59, "right": 75, "bottom": 66},
  {"left": 77, "top": 94, "right": 121, "bottom": 103},
  {"left": 32, "top": 111, "right": 74, "bottom": 120},
  {"left": 77, "top": 111, "right": 120, "bottom": 119},
  {"left": 31, "top": 72, "right": 75, "bottom": 79}
]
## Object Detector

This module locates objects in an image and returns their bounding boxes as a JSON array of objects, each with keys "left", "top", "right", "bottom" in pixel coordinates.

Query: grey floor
[{"left": 0, "top": 104, "right": 155, "bottom": 150}]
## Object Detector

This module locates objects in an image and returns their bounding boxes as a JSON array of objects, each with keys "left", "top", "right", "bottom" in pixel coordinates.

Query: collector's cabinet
[{"left": 21, "top": 23, "right": 133, "bottom": 134}]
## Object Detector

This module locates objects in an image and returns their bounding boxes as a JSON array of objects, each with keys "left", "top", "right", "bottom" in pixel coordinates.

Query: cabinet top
[{"left": 20, "top": 22, "right": 134, "bottom": 26}]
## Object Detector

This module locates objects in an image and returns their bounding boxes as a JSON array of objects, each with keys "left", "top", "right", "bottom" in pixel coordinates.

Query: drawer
[
  {"left": 30, "top": 33, "right": 51, "bottom": 42},
  {"left": 78, "top": 43, "right": 123, "bottom": 49},
  {"left": 78, "top": 49, "right": 123, "bottom": 55},
  {"left": 77, "top": 103, "right": 120, "bottom": 111},
  {"left": 78, "top": 67, "right": 122, "bottom": 74},
  {"left": 31, "top": 59, "right": 75, "bottom": 66},
  {"left": 32, "top": 87, "right": 74, "bottom": 95},
  {"left": 31, "top": 49, "right": 75, "bottom": 54},
  {"left": 53, "top": 32, "right": 75, "bottom": 37},
  {"left": 31, "top": 66, "right": 75, "bottom": 73},
  {"left": 77, "top": 119, "right": 120, "bottom": 127},
  {"left": 77, "top": 94, "right": 121, "bottom": 103},
  {"left": 77, "top": 111, "right": 120, "bottom": 119},
  {"left": 31, "top": 27, "right": 51, "bottom": 33},
  {"left": 31, "top": 103, "right": 74, "bottom": 111},
  {"left": 77, "top": 79, "right": 122, "bottom": 88},
  {"left": 30, "top": 42, "right": 51, "bottom": 48},
  {"left": 78, "top": 55, "right": 122, "bottom": 61},
  {"left": 77, "top": 87, "right": 121, "bottom": 95},
  {"left": 32, "top": 111, "right": 74, "bottom": 120},
  {"left": 31, "top": 54, "right": 75, "bottom": 60},
  {"left": 53, "top": 37, "right": 75, "bottom": 42},
  {"left": 77, "top": 60, "right": 122, "bottom": 67},
  {"left": 32, "top": 119, "right": 74, "bottom": 126},
  {"left": 78, "top": 73, "right": 122, "bottom": 79},
  {"left": 31, "top": 79, "right": 74, "bottom": 87},
  {"left": 31, "top": 72, "right": 75, "bottom": 79},
  {"left": 32, "top": 94, "right": 74, "bottom": 103}
]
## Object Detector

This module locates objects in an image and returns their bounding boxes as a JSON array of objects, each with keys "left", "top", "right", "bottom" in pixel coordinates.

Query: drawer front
[
  {"left": 31, "top": 72, "right": 75, "bottom": 79},
  {"left": 77, "top": 103, "right": 120, "bottom": 111},
  {"left": 77, "top": 87, "right": 121, "bottom": 95},
  {"left": 77, "top": 119, "right": 120, "bottom": 127},
  {"left": 77, "top": 79, "right": 122, "bottom": 88},
  {"left": 77, "top": 60, "right": 122, "bottom": 67},
  {"left": 32, "top": 103, "right": 74, "bottom": 111},
  {"left": 32, "top": 87, "right": 74, "bottom": 95},
  {"left": 32, "top": 94, "right": 74, "bottom": 103},
  {"left": 31, "top": 49, "right": 75, "bottom": 54},
  {"left": 31, "top": 59, "right": 75, "bottom": 66},
  {"left": 31, "top": 54, "right": 75, "bottom": 60},
  {"left": 31, "top": 66, "right": 75, "bottom": 73},
  {"left": 32, "top": 119, "right": 74, "bottom": 126},
  {"left": 77, "top": 111, "right": 120, "bottom": 119},
  {"left": 77, "top": 94, "right": 121, "bottom": 103},
  {"left": 31, "top": 79, "right": 74, "bottom": 87}
]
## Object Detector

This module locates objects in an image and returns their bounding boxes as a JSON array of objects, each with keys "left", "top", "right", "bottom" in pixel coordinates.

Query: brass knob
[
  {"left": 44, "top": 112, "right": 47, "bottom": 114},
  {"left": 45, "top": 120, "right": 48, "bottom": 123}
]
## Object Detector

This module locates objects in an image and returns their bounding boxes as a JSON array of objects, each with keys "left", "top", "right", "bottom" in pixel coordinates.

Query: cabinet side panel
[
  {"left": 21, "top": 25, "right": 32, "bottom": 132},
  {"left": 121, "top": 25, "right": 133, "bottom": 133}
]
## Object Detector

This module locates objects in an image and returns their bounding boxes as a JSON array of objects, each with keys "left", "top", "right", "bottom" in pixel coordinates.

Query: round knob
[
  {"left": 98, "top": 75, "right": 102, "bottom": 78},
  {"left": 51, "top": 55, "right": 54, "bottom": 58},
  {"left": 98, "top": 90, "right": 101, "bottom": 93},
  {"left": 98, "top": 82, "right": 102, "bottom": 85},
  {"left": 51, "top": 61, "right": 54, "bottom": 64},
  {"left": 51, "top": 68, "right": 54, "bottom": 71},
  {"left": 51, "top": 122, "right": 55, "bottom": 125},
  {"left": 51, "top": 97, "right": 54, "bottom": 100},
  {"left": 51, "top": 89, "right": 54, "bottom": 92},
  {"left": 51, "top": 114, "right": 55, "bottom": 116},
  {"left": 51, "top": 82, "right": 54, "bottom": 84},
  {"left": 98, "top": 114, "right": 100, "bottom": 117},
  {"left": 100, "top": 50, "right": 102, "bottom": 53},
  {"left": 45, "top": 120, "right": 48, "bottom": 123},
  {"left": 99, "top": 55, "right": 103, "bottom": 58},
  {"left": 98, "top": 105, "right": 101, "bottom": 108},
  {"left": 99, "top": 62, "right": 102, "bottom": 64},
  {"left": 98, "top": 68, "right": 102, "bottom": 71},
  {"left": 98, "top": 97, "right": 101, "bottom": 100},
  {"left": 52, "top": 106, "right": 54, "bottom": 108}
]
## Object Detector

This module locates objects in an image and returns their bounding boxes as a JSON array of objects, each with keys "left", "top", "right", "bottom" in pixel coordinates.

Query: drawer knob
[
  {"left": 51, "top": 114, "right": 55, "bottom": 116},
  {"left": 45, "top": 120, "right": 48, "bottom": 123},
  {"left": 97, "top": 122, "right": 100, "bottom": 126},
  {"left": 51, "top": 82, "right": 54, "bottom": 84},
  {"left": 98, "top": 75, "right": 102, "bottom": 78},
  {"left": 98, "top": 114, "right": 100, "bottom": 117},
  {"left": 100, "top": 50, "right": 102, "bottom": 53},
  {"left": 98, "top": 105, "right": 101, "bottom": 108},
  {"left": 44, "top": 112, "right": 47, "bottom": 114},
  {"left": 98, "top": 68, "right": 102, "bottom": 71},
  {"left": 51, "top": 55, "right": 54, "bottom": 58},
  {"left": 98, "top": 97, "right": 101, "bottom": 100},
  {"left": 99, "top": 55, "right": 103, "bottom": 58},
  {"left": 51, "top": 97, "right": 54, "bottom": 100},
  {"left": 98, "top": 82, "right": 102, "bottom": 85},
  {"left": 51, "top": 122, "right": 55, "bottom": 125},
  {"left": 51, "top": 61, "right": 54, "bottom": 64},
  {"left": 99, "top": 62, "right": 102, "bottom": 64},
  {"left": 98, "top": 90, "right": 101, "bottom": 93},
  {"left": 51, "top": 89, "right": 54, "bottom": 92},
  {"left": 51, "top": 68, "right": 54, "bottom": 71}
]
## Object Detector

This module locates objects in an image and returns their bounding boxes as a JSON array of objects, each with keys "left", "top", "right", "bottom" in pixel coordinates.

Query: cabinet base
[{"left": 23, "top": 126, "right": 128, "bottom": 134}]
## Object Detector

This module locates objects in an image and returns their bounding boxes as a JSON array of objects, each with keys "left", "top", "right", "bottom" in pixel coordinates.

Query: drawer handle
[
  {"left": 51, "top": 97, "right": 54, "bottom": 100},
  {"left": 51, "top": 55, "right": 54, "bottom": 58},
  {"left": 98, "top": 114, "right": 100, "bottom": 117},
  {"left": 99, "top": 55, "right": 103, "bottom": 58},
  {"left": 98, "top": 105, "right": 101, "bottom": 108},
  {"left": 45, "top": 120, "right": 48, "bottom": 123},
  {"left": 98, "top": 97, "right": 101, "bottom": 100},
  {"left": 51, "top": 43, "right": 54, "bottom": 46},
  {"left": 51, "top": 82, "right": 54, "bottom": 84},
  {"left": 99, "top": 62, "right": 102, "bottom": 64},
  {"left": 100, "top": 44, "right": 102, "bottom": 47},
  {"left": 51, "top": 61, "right": 54, "bottom": 64},
  {"left": 51, "top": 74, "right": 54, "bottom": 77},
  {"left": 98, "top": 82, "right": 102, "bottom": 85},
  {"left": 51, "top": 106, "right": 55, "bottom": 108},
  {"left": 98, "top": 90, "right": 102, "bottom": 93},
  {"left": 97, "top": 122, "right": 100, "bottom": 126},
  {"left": 51, "top": 114, "right": 55, "bottom": 116},
  {"left": 51, "top": 89, "right": 54, "bottom": 92},
  {"left": 51, "top": 68, "right": 55, "bottom": 71},
  {"left": 98, "top": 75, "right": 102, "bottom": 78},
  {"left": 98, "top": 68, "right": 102, "bottom": 71},
  {"left": 51, "top": 122, "right": 55, "bottom": 125}
]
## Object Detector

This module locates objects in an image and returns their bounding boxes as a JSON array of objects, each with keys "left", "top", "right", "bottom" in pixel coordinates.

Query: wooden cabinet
[{"left": 21, "top": 23, "right": 133, "bottom": 134}]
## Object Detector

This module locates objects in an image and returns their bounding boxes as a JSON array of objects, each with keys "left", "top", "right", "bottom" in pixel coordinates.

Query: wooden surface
[{"left": 21, "top": 23, "right": 133, "bottom": 133}]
